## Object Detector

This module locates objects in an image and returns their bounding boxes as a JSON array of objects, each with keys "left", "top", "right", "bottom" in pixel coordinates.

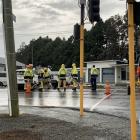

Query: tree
[{"left": 16, "top": 13, "right": 129, "bottom": 70}]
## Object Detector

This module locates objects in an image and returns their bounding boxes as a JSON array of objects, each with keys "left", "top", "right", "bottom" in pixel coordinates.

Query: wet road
[{"left": 0, "top": 87, "right": 140, "bottom": 119}]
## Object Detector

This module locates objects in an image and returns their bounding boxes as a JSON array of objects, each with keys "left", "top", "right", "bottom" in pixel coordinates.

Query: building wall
[
  {"left": 115, "top": 66, "right": 121, "bottom": 84},
  {"left": 115, "top": 65, "right": 129, "bottom": 84},
  {"left": 86, "top": 60, "right": 116, "bottom": 83}
]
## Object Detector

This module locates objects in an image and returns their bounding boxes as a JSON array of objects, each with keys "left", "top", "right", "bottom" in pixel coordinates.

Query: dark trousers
[{"left": 91, "top": 76, "right": 97, "bottom": 90}]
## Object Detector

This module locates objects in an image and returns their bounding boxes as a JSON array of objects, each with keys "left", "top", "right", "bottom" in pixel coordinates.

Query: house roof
[
  {"left": 85, "top": 60, "right": 129, "bottom": 65},
  {"left": 85, "top": 60, "right": 118, "bottom": 64}
]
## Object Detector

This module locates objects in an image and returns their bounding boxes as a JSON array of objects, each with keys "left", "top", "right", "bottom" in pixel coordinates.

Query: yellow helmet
[
  {"left": 44, "top": 67, "right": 48, "bottom": 71},
  {"left": 61, "top": 64, "right": 65, "bottom": 68},
  {"left": 72, "top": 63, "right": 76, "bottom": 67}
]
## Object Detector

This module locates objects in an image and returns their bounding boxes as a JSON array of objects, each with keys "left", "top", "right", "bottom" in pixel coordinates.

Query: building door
[{"left": 102, "top": 68, "right": 115, "bottom": 83}]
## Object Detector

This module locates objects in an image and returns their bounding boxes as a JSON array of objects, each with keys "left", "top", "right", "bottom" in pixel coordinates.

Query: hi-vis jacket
[
  {"left": 38, "top": 68, "right": 44, "bottom": 78},
  {"left": 44, "top": 69, "right": 51, "bottom": 78},
  {"left": 24, "top": 68, "right": 33, "bottom": 77},
  {"left": 71, "top": 67, "right": 78, "bottom": 75},
  {"left": 90, "top": 68, "right": 98, "bottom": 75},
  {"left": 58, "top": 68, "right": 67, "bottom": 75}
]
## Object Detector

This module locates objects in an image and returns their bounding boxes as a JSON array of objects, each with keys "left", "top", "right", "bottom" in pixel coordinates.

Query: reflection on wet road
[{"left": 0, "top": 88, "right": 140, "bottom": 118}]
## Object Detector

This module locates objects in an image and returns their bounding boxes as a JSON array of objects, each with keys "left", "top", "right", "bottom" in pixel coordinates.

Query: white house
[{"left": 85, "top": 60, "right": 129, "bottom": 84}]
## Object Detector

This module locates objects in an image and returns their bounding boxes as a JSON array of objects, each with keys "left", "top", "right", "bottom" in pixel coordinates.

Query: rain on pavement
[{"left": 0, "top": 87, "right": 140, "bottom": 119}]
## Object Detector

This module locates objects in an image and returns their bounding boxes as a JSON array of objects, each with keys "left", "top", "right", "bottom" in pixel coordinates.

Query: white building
[{"left": 85, "top": 60, "right": 129, "bottom": 85}]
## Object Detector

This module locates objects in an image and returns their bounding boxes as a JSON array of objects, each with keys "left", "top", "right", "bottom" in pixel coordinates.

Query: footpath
[{"left": 0, "top": 106, "right": 139, "bottom": 140}]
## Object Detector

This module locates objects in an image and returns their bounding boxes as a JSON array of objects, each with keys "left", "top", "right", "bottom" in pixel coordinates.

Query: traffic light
[
  {"left": 134, "top": 1, "right": 140, "bottom": 26},
  {"left": 73, "top": 23, "right": 80, "bottom": 41},
  {"left": 88, "top": 0, "right": 100, "bottom": 23}
]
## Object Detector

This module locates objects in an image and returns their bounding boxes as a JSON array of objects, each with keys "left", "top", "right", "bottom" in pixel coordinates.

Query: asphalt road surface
[
  {"left": 0, "top": 87, "right": 140, "bottom": 120},
  {"left": 0, "top": 87, "right": 140, "bottom": 139}
]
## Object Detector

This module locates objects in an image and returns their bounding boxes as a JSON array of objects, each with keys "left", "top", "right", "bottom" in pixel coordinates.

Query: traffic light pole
[
  {"left": 80, "top": 3, "right": 85, "bottom": 116},
  {"left": 127, "top": 0, "right": 137, "bottom": 139},
  {"left": 2, "top": 0, "right": 19, "bottom": 117}
]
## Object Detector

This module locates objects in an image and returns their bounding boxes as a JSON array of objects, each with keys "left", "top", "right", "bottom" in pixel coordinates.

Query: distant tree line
[{"left": 16, "top": 13, "right": 129, "bottom": 70}]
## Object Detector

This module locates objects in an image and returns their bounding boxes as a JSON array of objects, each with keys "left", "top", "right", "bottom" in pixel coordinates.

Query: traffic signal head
[
  {"left": 134, "top": 1, "right": 140, "bottom": 25},
  {"left": 73, "top": 23, "right": 80, "bottom": 41},
  {"left": 88, "top": 0, "right": 100, "bottom": 23}
]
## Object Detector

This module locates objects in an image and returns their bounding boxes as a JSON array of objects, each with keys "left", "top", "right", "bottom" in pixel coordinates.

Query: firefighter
[
  {"left": 24, "top": 64, "right": 33, "bottom": 90},
  {"left": 90, "top": 65, "right": 99, "bottom": 91},
  {"left": 71, "top": 63, "right": 78, "bottom": 91},
  {"left": 43, "top": 67, "right": 51, "bottom": 89},
  {"left": 38, "top": 66, "right": 44, "bottom": 91},
  {"left": 58, "top": 64, "right": 67, "bottom": 91}
]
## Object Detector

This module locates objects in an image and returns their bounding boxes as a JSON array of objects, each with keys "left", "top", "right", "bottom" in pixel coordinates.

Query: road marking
[{"left": 90, "top": 94, "right": 111, "bottom": 111}]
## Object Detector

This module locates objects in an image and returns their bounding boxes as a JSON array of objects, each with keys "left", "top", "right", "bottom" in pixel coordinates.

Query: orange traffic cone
[
  {"left": 26, "top": 80, "right": 31, "bottom": 93},
  {"left": 105, "top": 80, "right": 111, "bottom": 95}
]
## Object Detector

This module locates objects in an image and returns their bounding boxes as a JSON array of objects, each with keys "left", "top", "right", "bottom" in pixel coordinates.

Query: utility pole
[
  {"left": 127, "top": 0, "right": 137, "bottom": 139},
  {"left": 2, "top": 0, "right": 19, "bottom": 117},
  {"left": 79, "top": 0, "right": 86, "bottom": 116}
]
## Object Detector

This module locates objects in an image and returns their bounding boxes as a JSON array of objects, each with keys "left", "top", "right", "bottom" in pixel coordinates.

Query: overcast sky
[{"left": 0, "top": 0, "right": 126, "bottom": 57}]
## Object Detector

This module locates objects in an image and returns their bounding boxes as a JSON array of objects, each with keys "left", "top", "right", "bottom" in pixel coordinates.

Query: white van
[{"left": 0, "top": 71, "right": 7, "bottom": 87}]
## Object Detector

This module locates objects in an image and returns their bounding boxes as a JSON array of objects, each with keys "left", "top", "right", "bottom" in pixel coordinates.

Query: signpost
[
  {"left": 127, "top": 0, "right": 137, "bottom": 139},
  {"left": 79, "top": 0, "right": 86, "bottom": 116},
  {"left": 2, "top": 0, "right": 19, "bottom": 117}
]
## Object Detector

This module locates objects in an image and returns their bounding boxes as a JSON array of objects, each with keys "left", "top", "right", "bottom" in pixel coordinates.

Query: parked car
[
  {"left": 0, "top": 71, "right": 7, "bottom": 87},
  {"left": 16, "top": 69, "right": 38, "bottom": 90}
]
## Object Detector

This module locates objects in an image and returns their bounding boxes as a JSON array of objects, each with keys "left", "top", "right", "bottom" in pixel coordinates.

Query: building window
[{"left": 121, "top": 67, "right": 126, "bottom": 80}]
